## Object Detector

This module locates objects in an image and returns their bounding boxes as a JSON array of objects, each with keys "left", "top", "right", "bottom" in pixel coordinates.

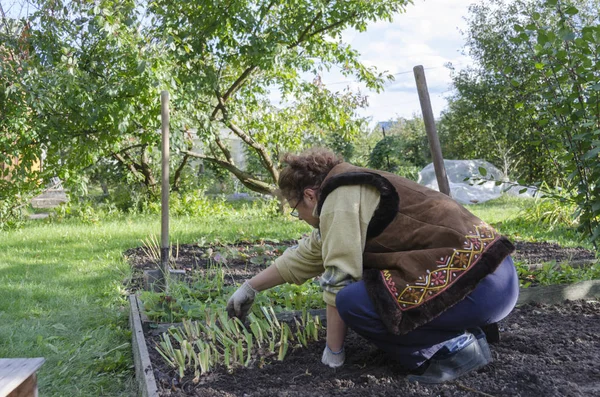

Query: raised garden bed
[
  {"left": 126, "top": 240, "right": 599, "bottom": 291},
  {"left": 127, "top": 240, "right": 600, "bottom": 396}
]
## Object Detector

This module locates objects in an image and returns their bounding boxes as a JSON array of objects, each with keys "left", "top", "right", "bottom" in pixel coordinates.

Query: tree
[
  {"left": 383, "top": 116, "right": 430, "bottom": 168},
  {"left": 28, "top": 0, "right": 176, "bottom": 189},
  {"left": 0, "top": 9, "right": 47, "bottom": 227},
  {"left": 438, "top": 0, "right": 562, "bottom": 184},
  {"left": 367, "top": 116, "right": 429, "bottom": 177},
  {"left": 441, "top": 0, "right": 600, "bottom": 245},
  {"left": 1, "top": 0, "right": 206, "bottom": 209},
  {"left": 2, "top": 0, "right": 415, "bottom": 219},
  {"left": 149, "top": 0, "right": 411, "bottom": 200},
  {"left": 4, "top": 0, "right": 413, "bottom": 209}
]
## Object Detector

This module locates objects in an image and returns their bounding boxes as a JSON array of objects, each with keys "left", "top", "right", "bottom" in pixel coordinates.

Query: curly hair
[{"left": 278, "top": 147, "right": 344, "bottom": 201}]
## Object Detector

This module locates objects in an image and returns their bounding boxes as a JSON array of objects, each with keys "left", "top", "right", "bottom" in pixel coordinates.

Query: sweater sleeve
[
  {"left": 319, "top": 185, "right": 380, "bottom": 306},
  {"left": 274, "top": 228, "right": 325, "bottom": 285}
]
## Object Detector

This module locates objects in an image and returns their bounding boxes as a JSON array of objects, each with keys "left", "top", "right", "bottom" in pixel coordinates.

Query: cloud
[{"left": 318, "top": 0, "right": 476, "bottom": 123}]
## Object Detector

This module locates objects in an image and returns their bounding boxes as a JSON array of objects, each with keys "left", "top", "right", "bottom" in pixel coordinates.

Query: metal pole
[
  {"left": 413, "top": 65, "right": 451, "bottom": 196},
  {"left": 160, "top": 91, "right": 170, "bottom": 291}
]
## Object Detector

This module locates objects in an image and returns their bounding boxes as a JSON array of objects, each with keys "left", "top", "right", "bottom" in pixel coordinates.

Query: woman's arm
[
  {"left": 325, "top": 304, "right": 347, "bottom": 352},
  {"left": 247, "top": 263, "right": 285, "bottom": 291}
]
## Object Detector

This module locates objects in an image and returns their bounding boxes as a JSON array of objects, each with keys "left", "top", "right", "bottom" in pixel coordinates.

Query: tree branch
[
  {"left": 210, "top": 65, "right": 258, "bottom": 120},
  {"left": 291, "top": 11, "right": 323, "bottom": 48},
  {"left": 211, "top": 92, "right": 235, "bottom": 164},
  {"left": 172, "top": 154, "right": 190, "bottom": 191},
  {"left": 221, "top": 118, "right": 279, "bottom": 183},
  {"left": 183, "top": 150, "right": 275, "bottom": 195},
  {"left": 114, "top": 143, "right": 146, "bottom": 156},
  {"left": 139, "top": 144, "right": 156, "bottom": 187},
  {"left": 304, "top": 14, "right": 358, "bottom": 42},
  {"left": 253, "top": 0, "right": 278, "bottom": 35},
  {"left": 112, "top": 152, "right": 144, "bottom": 182},
  {"left": 214, "top": 134, "right": 234, "bottom": 164}
]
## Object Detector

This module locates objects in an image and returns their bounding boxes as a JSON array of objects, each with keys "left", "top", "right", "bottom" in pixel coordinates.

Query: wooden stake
[
  {"left": 161, "top": 91, "right": 170, "bottom": 292},
  {"left": 413, "top": 65, "right": 451, "bottom": 196}
]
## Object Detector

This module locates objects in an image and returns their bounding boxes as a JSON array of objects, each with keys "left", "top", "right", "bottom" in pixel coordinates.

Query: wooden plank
[
  {"left": 0, "top": 358, "right": 44, "bottom": 396},
  {"left": 517, "top": 279, "right": 600, "bottom": 305},
  {"left": 8, "top": 374, "right": 37, "bottom": 397},
  {"left": 129, "top": 295, "right": 160, "bottom": 397}
]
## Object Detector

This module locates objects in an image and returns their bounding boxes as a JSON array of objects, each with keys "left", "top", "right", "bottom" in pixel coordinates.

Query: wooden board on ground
[
  {"left": 129, "top": 295, "right": 160, "bottom": 397},
  {"left": 516, "top": 279, "right": 600, "bottom": 305},
  {"left": 0, "top": 358, "right": 45, "bottom": 397}
]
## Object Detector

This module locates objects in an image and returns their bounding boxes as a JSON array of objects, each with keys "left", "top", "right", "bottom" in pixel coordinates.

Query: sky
[{"left": 320, "top": 0, "right": 478, "bottom": 124}]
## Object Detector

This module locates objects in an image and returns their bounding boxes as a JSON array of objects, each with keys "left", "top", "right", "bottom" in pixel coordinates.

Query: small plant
[
  {"left": 515, "top": 260, "right": 600, "bottom": 288},
  {"left": 140, "top": 269, "right": 323, "bottom": 323},
  {"left": 519, "top": 191, "right": 578, "bottom": 231},
  {"left": 154, "top": 307, "right": 324, "bottom": 380},
  {"left": 261, "top": 280, "right": 323, "bottom": 311},
  {"left": 140, "top": 293, "right": 181, "bottom": 323},
  {"left": 140, "top": 234, "right": 180, "bottom": 266}
]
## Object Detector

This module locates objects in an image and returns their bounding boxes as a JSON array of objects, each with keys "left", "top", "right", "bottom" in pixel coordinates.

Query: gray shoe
[
  {"left": 407, "top": 332, "right": 491, "bottom": 384},
  {"left": 470, "top": 327, "right": 492, "bottom": 362}
]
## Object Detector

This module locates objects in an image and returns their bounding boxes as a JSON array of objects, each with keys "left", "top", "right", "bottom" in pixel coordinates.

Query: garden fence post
[
  {"left": 161, "top": 90, "right": 170, "bottom": 292},
  {"left": 413, "top": 65, "right": 451, "bottom": 197}
]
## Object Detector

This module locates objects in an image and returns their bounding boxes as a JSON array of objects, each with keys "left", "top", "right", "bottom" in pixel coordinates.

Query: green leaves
[
  {"left": 442, "top": 0, "right": 600, "bottom": 246},
  {"left": 564, "top": 6, "right": 579, "bottom": 16},
  {"left": 146, "top": 0, "right": 412, "bottom": 197}
]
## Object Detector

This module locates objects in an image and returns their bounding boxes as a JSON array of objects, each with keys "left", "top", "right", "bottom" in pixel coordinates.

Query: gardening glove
[
  {"left": 226, "top": 280, "right": 258, "bottom": 321},
  {"left": 321, "top": 344, "right": 345, "bottom": 368}
]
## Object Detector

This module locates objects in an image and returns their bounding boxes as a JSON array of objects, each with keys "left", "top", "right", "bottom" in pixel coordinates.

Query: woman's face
[{"left": 289, "top": 188, "right": 319, "bottom": 228}]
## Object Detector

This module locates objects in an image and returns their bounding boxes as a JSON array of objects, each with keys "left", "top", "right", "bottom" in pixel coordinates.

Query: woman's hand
[
  {"left": 227, "top": 264, "right": 285, "bottom": 320},
  {"left": 322, "top": 344, "right": 345, "bottom": 368},
  {"left": 322, "top": 304, "right": 347, "bottom": 368},
  {"left": 226, "top": 280, "right": 258, "bottom": 321}
]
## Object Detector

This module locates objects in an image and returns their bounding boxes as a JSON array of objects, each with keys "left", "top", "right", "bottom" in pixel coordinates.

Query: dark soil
[
  {"left": 512, "top": 241, "right": 597, "bottom": 265},
  {"left": 125, "top": 239, "right": 597, "bottom": 291},
  {"left": 125, "top": 240, "right": 295, "bottom": 291},
  {"left": 126, "top": 240, "right": 600, "bottom": 397},
  {"left": 148, "top": 300, "right": 600, "bottom": 397}
]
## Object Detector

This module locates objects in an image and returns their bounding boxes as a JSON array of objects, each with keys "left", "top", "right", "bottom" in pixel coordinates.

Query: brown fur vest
[{"left": 317, "top": 163, "right": 514, "bottom": 335}]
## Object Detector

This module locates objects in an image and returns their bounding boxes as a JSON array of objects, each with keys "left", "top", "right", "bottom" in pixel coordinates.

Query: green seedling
[
  {"left": 278, "top": 323, "right": 291, "bottom": 361},
  {"left": 174, "top": 348, "right": 186, "bottom": 379},
  {"left": 223, "top": 346, "right": 231, "bottom": 370},
  {"left": 155, "top": 333, "right": 177, "bottom": 369},
  {"left": 249, "top": 320, "right": 264, "bottom": 348},
  {"left": 244, "top": 331, "right": 253, "bottom": 366}
]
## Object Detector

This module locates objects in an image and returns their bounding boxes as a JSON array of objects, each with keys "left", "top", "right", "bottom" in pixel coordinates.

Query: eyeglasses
[{"left": 290, "top": 199, "right": 301, "bottom": 217}]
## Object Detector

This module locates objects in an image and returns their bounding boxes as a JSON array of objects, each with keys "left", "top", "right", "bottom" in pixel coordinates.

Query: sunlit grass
[
  {"left": 465, "top": 194, "right": 527, "bottom": 224},
  {"left": 0, "top": 212, "right": 308, "bottom": 396},
  {"left": 467, "top": 194, "right": 593, "bottom": 249}
]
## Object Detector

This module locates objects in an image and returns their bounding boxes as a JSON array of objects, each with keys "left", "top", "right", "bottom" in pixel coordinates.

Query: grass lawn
[
  {"left": 0, "top": 194, "right": 588, "bottom": 396},
  {"left": 0, "top": 209, "right": 308, "bottom": 396},
  {"left": 465, "top": 195, "right": 591, "bottom": 249}
]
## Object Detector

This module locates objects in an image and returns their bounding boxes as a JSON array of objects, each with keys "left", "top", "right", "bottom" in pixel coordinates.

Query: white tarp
[{"left": 418, "top": 159, "right": 537, "bottom": 204}]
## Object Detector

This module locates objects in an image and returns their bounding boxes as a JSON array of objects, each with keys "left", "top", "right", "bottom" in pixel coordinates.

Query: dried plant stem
[{"left": 454, "top": 382, "right": 497, "bottom": 397}]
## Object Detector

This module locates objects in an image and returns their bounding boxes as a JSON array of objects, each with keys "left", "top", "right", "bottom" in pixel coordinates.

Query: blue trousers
[{"left": 336, "top": 256, "right": 519, "bottom": 369}]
